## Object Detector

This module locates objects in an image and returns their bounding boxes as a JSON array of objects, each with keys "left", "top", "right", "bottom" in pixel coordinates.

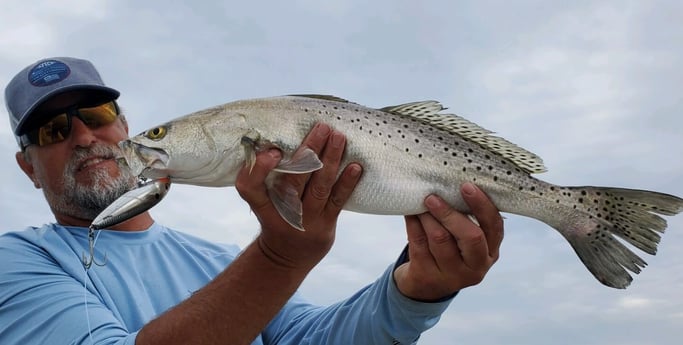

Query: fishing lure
[{"left": 82, "top": 177, "right": 171, "bottom": 269}]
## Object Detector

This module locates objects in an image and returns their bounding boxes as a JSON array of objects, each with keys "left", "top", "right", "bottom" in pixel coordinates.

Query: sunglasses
[{"left": 20, "top": 101, "right": 120, "bottom": 148}]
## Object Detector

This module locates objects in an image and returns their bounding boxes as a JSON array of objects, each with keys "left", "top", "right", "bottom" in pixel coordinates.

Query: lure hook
[{"left": 82, "top": 226, "right": 107, "bottom": 270}]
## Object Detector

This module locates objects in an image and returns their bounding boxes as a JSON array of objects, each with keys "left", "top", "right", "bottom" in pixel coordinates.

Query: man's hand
[
  {"left": 235, "top": 123, "right": 362, "bottom": 271},
  {"left": 393, "top": 183, "right": 504, "bottom": 301}
]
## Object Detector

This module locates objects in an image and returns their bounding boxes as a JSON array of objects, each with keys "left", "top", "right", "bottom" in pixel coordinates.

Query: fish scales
[
  {"left": 225, "top": 96, "right": 541, "bottom": 215},
  {"left": 118, "top": 95, "right": 683, "bottom": 289}
]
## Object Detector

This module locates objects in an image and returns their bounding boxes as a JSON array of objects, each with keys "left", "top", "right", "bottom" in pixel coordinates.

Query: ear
[
  {"left": 16, "top": 151, "right": 41, "bottom": 189},
  {"left": 119, "top": 115, "right": 129, "bottom": 134}
]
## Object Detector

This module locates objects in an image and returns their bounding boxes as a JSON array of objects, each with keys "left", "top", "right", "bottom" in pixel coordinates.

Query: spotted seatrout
[{"left": 118, "top": 95, "right": 683, "bottom": 289}]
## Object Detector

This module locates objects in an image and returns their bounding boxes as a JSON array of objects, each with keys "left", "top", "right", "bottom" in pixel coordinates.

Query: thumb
[{"left": 236, "top": 149, "right": 281, "bottom": 210}]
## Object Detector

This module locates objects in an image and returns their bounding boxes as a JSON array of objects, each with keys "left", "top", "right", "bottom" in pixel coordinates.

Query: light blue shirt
[{"left": 0, "top": 222, "right": 452, "bottom": 344}]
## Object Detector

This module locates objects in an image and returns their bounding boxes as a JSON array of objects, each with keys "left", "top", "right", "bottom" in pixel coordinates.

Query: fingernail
[
  {"left": 331, "top": 131, "right": 345, "bottom": 148},
  {"left": 462, "top": 182, "right": 476, "bottom": 196},
  {"left": 425, "top": 195, "right": 442, "bottom": 208},
  {"left": 316, "top": 123, "right": 331, "bottom": 138},
  {"left": 268, "top": 149, "right": 281, "bottom": 160},
  {"left": 348, "top": 164, "right": 362, "bottom": 177}
]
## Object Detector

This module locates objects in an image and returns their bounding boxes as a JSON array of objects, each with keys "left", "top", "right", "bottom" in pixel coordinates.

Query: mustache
[{"left": 66, "top": 144, "right": 122, "bottom": 175}]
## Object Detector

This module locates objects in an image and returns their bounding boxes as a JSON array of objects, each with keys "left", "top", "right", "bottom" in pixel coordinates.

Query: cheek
[
  {"left": 32, "top": 159, "right": 67, "bottom": 191},
  {"left": 30, "top": 149, "right": 69, "bottom": 187}
]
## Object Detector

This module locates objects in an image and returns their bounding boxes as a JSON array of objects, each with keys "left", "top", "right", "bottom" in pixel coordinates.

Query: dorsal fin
[
  {"left": 381, "top": 101, "right": 547, "bottom": 174},
  {"left": 288, "top": 94, "right": 351, "bottom": 103}
]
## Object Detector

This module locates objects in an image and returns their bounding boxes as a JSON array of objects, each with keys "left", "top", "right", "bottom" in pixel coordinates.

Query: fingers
[
  {"left": 423, "top": 193, "right": 489, "bottom": 272},
  {"left": 298, "top": 123, "right": 361, "bottom": 222},
  {"left": 280, "top": 123, "right": 333, "bottom": 198},
  {"left": 302, "top": 130, "right": 346, "bottom": 211},
  {"left": 236, "top": 149, "right": 283, "bottom": 214},
  {"left": 326, "top": 163, "right": 362, "bottom": 212},
  {"left": 460, "top": 183, "right": 504, "bottom": 261},
  {"left": 404, "top": 215, "right": 438, "bottom": 269},
  {"left": 415, "top": 212, "right": 462, "bottom": 270}
]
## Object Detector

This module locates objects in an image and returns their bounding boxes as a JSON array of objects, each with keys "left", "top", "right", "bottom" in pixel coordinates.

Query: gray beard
[{"left": 46, "top": 144, "right": 138, "bottom": 221}]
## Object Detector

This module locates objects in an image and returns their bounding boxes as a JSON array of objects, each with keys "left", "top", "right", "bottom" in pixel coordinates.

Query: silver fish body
[{"left": 119, "top": 95, "right": 683, "bottom": 289}]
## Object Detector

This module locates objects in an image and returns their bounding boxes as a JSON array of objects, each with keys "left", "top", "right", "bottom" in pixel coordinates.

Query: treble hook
[{"left": 82, "top": 226, "right": 107, "bottom": 270}]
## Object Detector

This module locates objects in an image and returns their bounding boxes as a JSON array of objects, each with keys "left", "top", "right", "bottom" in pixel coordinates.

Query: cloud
[{"left": 1, "top": 1, "right": 682, "bottom": 344}]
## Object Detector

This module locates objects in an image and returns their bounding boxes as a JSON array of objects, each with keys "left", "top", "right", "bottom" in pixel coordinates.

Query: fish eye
[{"left": 145, "top": 126, "right": 167, "bottom": 140}]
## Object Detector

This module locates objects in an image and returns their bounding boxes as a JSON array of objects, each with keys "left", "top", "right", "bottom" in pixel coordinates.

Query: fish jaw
[{"left": 118, "top": 140, "right": 170, "bottom": 179}]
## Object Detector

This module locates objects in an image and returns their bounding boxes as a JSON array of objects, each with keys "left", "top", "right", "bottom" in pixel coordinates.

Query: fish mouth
[{"left": 118, "top": 140, "right": 170, "bottom": 178}]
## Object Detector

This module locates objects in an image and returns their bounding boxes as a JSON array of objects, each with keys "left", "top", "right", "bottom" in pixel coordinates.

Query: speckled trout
[{"left": 118, "top": 95, "right": 683, "bottom": 289}]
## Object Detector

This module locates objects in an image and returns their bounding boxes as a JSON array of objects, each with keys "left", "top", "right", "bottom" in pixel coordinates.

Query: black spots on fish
[
  {"left": 418, "top": 153, "right": 423, "bottom": 158},
  {"left": 414, "top": 139, "right": 420, "bottom": 144}
]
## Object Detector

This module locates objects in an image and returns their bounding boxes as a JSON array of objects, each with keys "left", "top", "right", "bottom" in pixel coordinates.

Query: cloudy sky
[{"left": 1, "top": 1, "right": 682, "bottom": 344}]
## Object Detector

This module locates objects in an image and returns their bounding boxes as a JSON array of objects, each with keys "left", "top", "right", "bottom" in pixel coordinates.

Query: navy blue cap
[{"left": 5, "top": 57, "right": 120, "bottom": 146}]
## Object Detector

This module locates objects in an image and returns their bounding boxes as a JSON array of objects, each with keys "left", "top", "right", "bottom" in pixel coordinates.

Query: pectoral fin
[
  {"left": 274, "top": 147, "right": 323, "bottom": 174},
  {"left": 241, "top": 133, "right": 323, "bottom": 175},
  {"left": 267, "top": 173, "right": 305, "bottom": 231}
]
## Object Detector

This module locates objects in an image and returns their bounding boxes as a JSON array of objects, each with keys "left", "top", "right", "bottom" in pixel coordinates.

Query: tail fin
[{"left": 554, "top": 187, "right": 683, "bottom": 289}]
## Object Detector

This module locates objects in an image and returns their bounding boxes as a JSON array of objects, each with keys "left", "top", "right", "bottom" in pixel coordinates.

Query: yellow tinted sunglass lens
[
  {"left": 80, "top": 102, "right": 118, "bottom": 127},
  {"left": 26, "top": 101, "right": 119, "bottom": 147},
  {"left": 37, "top": 113, "right": 69, "bottom": 146}
]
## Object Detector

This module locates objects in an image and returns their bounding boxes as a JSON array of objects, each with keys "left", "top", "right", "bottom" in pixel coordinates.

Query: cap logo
[{"left": 28, "top": 60, "right": 71, "bottom": 87}]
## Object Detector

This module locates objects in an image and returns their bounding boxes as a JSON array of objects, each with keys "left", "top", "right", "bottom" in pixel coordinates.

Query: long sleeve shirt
[{"left": 0, "top": 222, "right": 452, "bottom": 344}]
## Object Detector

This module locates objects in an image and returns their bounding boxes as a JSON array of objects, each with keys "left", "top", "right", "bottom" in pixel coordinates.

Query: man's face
[{"left": 16, "top": 92, "right": 138, "bottom": 225}]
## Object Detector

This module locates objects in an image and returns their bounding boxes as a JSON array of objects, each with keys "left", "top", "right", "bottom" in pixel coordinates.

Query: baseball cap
[{"left": 5, "top": 57, "right": 120, "bottom": 146}]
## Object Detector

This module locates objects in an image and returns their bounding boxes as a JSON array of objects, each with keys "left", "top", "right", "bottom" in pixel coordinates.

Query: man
[{"left": 0, "top": 57, "right": 504, "bottom": 344}]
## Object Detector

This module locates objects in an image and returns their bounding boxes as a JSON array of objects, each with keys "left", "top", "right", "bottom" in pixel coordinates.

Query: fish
[{"left": 118, "top": 94, "right": 683, "bottom": 289}]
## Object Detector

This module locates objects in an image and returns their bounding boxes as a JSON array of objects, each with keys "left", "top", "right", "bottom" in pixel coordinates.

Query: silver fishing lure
[
  {"left": 82, "top": 177, "right": 171, "bottom": 269},
  {"left": 91, "top": 177, "right": 171, "bottom": 230}
]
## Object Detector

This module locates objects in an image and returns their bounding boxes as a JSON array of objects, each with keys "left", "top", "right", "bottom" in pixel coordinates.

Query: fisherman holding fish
[{"left": 0, "top": 57, "right": 504, "bottom": 344}]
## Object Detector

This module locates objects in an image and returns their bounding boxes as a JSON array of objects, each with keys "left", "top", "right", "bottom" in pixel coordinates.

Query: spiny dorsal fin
[
  {"left": 288, "top": 94, "right": 351, "bottom": 103},
  {"left": 381, "top": 101, "right": 547, "bottom": 174}
]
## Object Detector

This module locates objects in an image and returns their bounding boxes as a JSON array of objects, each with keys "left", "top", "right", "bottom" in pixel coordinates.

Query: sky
[{"left": 1, "top": 1, "right": 682, "bottom": 344}]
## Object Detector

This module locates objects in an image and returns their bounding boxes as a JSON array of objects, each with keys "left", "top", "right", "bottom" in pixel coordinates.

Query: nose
[{"left": 69, "top": 117, "right": 98, "bottom": 148}]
